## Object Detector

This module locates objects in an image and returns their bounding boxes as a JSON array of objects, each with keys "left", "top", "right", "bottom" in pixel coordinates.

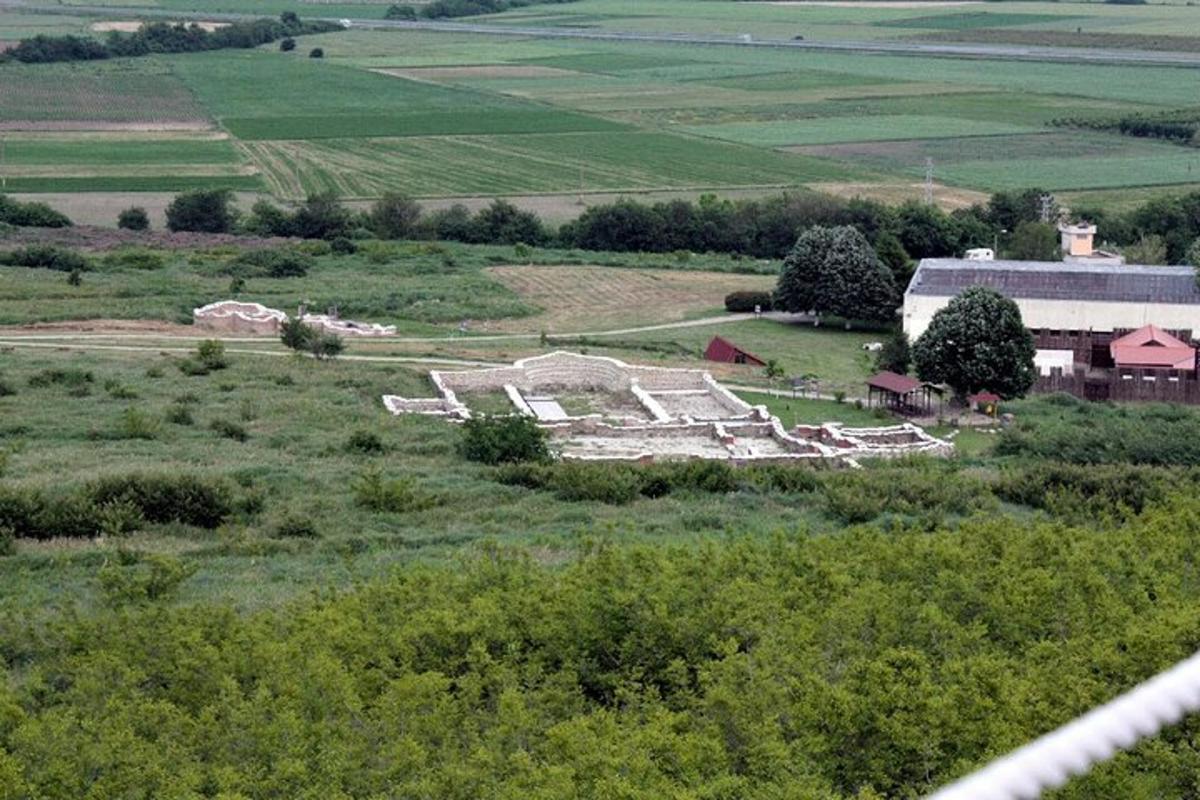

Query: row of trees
[
  {"left": 2, "top": 13, "right": 339, "bottom": 63},
  {"left": 157, "top": 185, "right": 1200, "bottom": 269},
  {"left": 165, "top": 187, "right": 1069, "bottom": 269},
  {"left": 386, "top": 0, "right": 575, "bottom": 21}
]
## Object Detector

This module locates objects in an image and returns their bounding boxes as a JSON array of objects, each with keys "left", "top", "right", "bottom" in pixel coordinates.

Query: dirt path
[{"left": 0, "top": 311, "right": 808, "bottom": 344}]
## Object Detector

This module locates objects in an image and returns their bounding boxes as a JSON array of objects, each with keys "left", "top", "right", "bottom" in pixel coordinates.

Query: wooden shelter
[
  {"left": 866, "top": 371, "right": 935, "bottom": 416},
  {"left": 704, "top": 336, "right": 766, "bottom": 366}
]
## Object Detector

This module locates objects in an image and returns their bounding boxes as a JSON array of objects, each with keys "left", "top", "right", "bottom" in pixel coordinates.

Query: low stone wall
[
  {"left": 193, "top": 300, "right": 287, "bottom": 335},
  {"left": 301, "top": 314, "right": 397, "bottom": 337}
]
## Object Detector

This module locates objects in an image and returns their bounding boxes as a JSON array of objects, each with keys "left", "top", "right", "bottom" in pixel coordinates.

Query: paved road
[{"left": 5, "top": 0, "right": 1200, "bottom": 68}]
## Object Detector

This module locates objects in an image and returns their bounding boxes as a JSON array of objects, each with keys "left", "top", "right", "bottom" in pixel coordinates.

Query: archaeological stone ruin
[
  {"left": 192, "top": 300, "right": 397, "bottom": 337},
  {"left": 383, "top": 352, "right": 952, "bottom": 464}
]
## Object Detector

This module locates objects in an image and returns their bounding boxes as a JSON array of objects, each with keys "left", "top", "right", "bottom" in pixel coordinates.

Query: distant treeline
[
  {"left": 144, "top": 185, "right": 1200, "bottom": 268},
  {"left": 1, "top": 13, "right": 340, "bottom": 64},
  {"left": 1054, "top": 107, "right": 1200, "bottom": 146},
  {"left": 385, "top": 0, "right": 577, "bottom": 21},
  {"left": 233, "top": 187, "right": 1065, "bottom": 280}
]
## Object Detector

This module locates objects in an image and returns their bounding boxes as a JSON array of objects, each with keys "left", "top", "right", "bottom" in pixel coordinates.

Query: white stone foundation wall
[
  {"left": 384, "top": 352, "right": 954, "bottom": 463},
  {"left": 301, "top": 314, "right": 397, "bottom": 337},
  {"left": 193, "top": 300, "right": 287, "bottom": 335}
]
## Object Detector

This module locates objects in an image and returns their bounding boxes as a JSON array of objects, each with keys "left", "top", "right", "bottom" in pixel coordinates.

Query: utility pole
[
  {"left": 1, "top": 138, "right": 6, "bottom": 192},
  {"left": 1039, "top": 193, "right": 1055, "bottom": 224},
  {"left": 924, "top": 157, "right": 934, "bottom": 206}
]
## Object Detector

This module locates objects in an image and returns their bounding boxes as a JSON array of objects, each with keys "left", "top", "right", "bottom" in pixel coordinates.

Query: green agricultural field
[
  {"left": 684, "top": 115, "right": 1039, "bottom": 147},
  {"left": 170, "top": 50, "right": 621, "bottom": 140},
  {"left": 0, "top": 60, "right": 210, "bottom": 126},
  {"left": 242, "top": 130, "right": 866, "bottom": 198},
  {"left": 4, "top": 2, "right": 1200, "bottom": 204}
]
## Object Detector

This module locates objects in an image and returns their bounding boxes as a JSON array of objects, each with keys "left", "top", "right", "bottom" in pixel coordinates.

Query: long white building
[{"left": 903, "top": 258, "right": 1200, "bottom": 341}]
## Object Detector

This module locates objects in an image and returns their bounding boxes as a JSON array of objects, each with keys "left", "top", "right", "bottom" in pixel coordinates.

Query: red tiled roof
[
  {"left": 703, "top": 336, "right": 766, "bottom": 366},
  {"left": 968, "top": 391, "right": 1000, "bottom": 404},
  {"left": 867, "top": 371, "right": 922, "bottom": 394},
  {"left": 1110, "top": 325, "right": 1196, "bottom": 370}
]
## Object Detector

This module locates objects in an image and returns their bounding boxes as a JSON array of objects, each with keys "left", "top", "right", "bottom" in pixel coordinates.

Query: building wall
[{"left": 903, "top": 295, "right": 1200, "bottom": 341}]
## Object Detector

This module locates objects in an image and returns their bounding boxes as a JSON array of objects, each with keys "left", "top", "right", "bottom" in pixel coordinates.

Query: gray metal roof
[{"left": 906, "top": 258, "right": 1200, "bottom": 305}]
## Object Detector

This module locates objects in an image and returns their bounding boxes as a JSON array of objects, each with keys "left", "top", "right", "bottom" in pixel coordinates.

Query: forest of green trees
[{"left": 3, "top": 499, "right": 1200, "bottom": 798}]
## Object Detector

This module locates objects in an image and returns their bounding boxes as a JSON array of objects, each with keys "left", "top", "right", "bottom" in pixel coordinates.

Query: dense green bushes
[
  {"left": 0, "top": 245, "right": 89, "bottom": 272},
  {"left": 0, "top": 194, "right": 71, "bottom": 228},
  {"left": 0, "top": 472, "right": 236, "bottom": 539},
  {"left": 460, "top": 415, "right": 550, "bottom": 465},
  {"left": 998, "top": 396, "right": 1200, "bottom": 465},
  {"left": 3, "top": 514, "right": 1200, "bottom": 797},
  {"left": 724, "top": 290, "right": 773, "bottom": 313}
]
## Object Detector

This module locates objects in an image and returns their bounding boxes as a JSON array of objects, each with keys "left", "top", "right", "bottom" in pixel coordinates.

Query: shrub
[
  {"left": 279, "top": 317, "right": 313, "bottom": 351},
  {"left": 165, "top": 404, "right": 194, "bottom": 426},
  {"left": 117, "top": 206, "right": 150, "bottom": 231},
  {"left": 28, "top": 368, "right": 94, "bottom": 393},
  {"left": 309, "top": 47, "right": 324, "bottom": 58},
  {"left": 272, "top": 515, "right": 319, "bottom": 538},
  {"left": 368, "top": 193, "right": 422, "bottom": 240},
  {"left": 112, "top": 408, "right": 160, "bottom": 440},
  {"left": 210, "top": 419, "right": 248, "bottom": 442},
  {"left": 0, "top": 375, "right": 14, "bottom": 397},
  {"left": 67, "top": 268, "right": 83, "bottom": 286},
  {"left": 0, "top": 245, "right": 90, "bottom": 272},
  {"left": 88, "top": 473, "right": 235, "bottom": 528},
  {"left": 460, "top": 415, "right": 549, "bottom": 465},
  {"left": 330, "top": 236, "right": 357, "bottom": 255},
  {"left": 352, "top": 469, "right": 437, "bottom": 513},
  {"left": 346, "top": 430, "right": 385, "bottom": 454},
  {"left": 231, "top": 248, "right": 313, "bottom": 278},
  {"left": 724, "top": 290, "right": 773, "bottom": 313},
  {"left": 98, "top": 552, "right": 196, "bottom": 606},
  {"left": 308, "top": 332, "right": 344, "bottom": 360},
  {"left": 197, "top": 340, "right": 228, "bottom": 371},
  {"left": 548, "top": 461, "right": 642, "bottom": 505},
  {"left": 165, "top": 189, "right": 236, "bottom": 233},
  {"left": 280, "top": 36, "right": 296, "bottom": 51},
  {"left": 0, "top": 194, "right": 71, "bottom": 227},
  {"left": 100, "top": 247, "right": 165, "bottom": 270},
  {"left": 0, "top": 527, "right": 13, "bottom": 557},
  {"left": 96, "top": 499, "right": 144, "bottom": 537}
]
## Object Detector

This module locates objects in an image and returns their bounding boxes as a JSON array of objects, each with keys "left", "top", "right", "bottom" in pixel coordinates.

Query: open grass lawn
[{"left": 735, "top": 391, "right": 887, "bottom": 427}]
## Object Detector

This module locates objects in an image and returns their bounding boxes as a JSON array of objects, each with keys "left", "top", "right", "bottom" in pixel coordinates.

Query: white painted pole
[{"left": 928, "top": 651, "right": 1200, "bottom": 800}]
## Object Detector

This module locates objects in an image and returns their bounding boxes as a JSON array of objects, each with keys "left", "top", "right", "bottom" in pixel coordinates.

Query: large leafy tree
[
  {"left": 774, "top": 225, "right": 898, "bottom": 323},
  {"left": 913, "top": 286, "right": 1036, "bottom": 398}
]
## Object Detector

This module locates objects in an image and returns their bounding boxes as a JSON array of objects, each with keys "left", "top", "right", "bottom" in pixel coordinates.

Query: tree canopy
[
  {"left": 774, "top": 225, "right": 898, "bottom": 323},
  {"left": 913, "top": 286, "right": 1036, "bottom": 398}
]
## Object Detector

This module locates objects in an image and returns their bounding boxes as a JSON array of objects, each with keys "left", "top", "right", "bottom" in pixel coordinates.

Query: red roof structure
[
  {"left": 866, "top": 371, "right": 922, "bottom": 394},
  {"left": 704, "top": 336, "right": 766, "bottom": 366},
  {"left": 865, "top": 371, "right": 937, "bottom": 416},
  {"left": 1110, "top": 325, "right": 1196, "bottom": 371}
]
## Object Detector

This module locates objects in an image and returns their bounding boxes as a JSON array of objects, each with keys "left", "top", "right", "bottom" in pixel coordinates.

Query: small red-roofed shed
[{"left": 704, "top": 336, "right": 766, "bottom": 366}]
